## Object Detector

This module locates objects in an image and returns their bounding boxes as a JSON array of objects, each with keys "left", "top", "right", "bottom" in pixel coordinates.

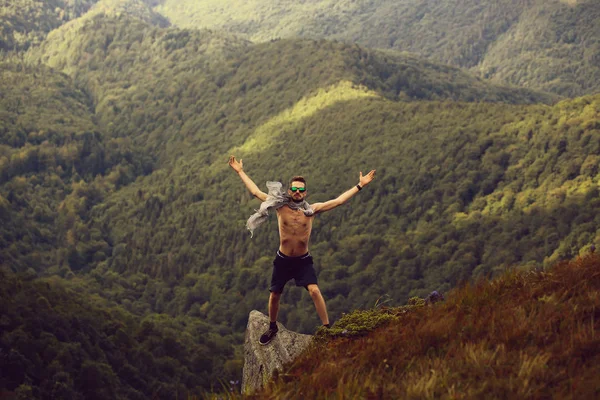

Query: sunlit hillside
[
  {"left": 25, "top": 10, "right": 556, "bottom": 166},
  {"left": 151, "top": 0, "right": 600, "bottom": 97},
  {"left": 79, "top": 92, "right": 599, "bottom": 338}
]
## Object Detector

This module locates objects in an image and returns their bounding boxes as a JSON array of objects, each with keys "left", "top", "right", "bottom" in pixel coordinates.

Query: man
[{"left": 228, "top": 155, "right": 376, "bottom": 345}]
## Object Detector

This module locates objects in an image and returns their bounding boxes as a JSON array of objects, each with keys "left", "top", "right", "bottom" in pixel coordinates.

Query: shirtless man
[{"left": 229, "top": 155, "right": 376, "bottom": 344}]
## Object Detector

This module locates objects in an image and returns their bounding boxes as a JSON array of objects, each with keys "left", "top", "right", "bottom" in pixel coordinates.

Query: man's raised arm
[
  {"left": 228, "top": 155, "right": 268, "bottom": 201},
  {"left": 312, "top": 170, "right": 376, "bottom": 214}
]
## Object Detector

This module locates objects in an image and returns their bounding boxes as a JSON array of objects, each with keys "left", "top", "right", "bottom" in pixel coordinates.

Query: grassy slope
[
  {"left": 249, "top": 253, "right": 600, "bottom": 399},
  {"left": 151, "top": 0, "right": 600, "bottom": 97}
]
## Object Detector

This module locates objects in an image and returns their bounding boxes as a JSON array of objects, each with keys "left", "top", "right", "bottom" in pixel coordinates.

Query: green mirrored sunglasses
[{"left": 290, "top": 187, "right": 306, "bottom": 192}]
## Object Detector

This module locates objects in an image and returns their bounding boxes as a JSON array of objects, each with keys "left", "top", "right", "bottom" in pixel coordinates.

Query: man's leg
[
  {"left": 260, "top": 291, "right": 282, "bottom": 345},
  {"left": 268, "top": 291, "right": 281, "bottom": 323},
  {"left": 307, "top": 284, "right": 329, "bottom": 326}
]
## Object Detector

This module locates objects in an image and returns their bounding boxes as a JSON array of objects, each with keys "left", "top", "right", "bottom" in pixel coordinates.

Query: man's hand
[
  {"left": 359, "top": 169, "right": 376, "bottom": 187},
  {"left": 229, "top": 156, "right": 267, "bottom": 201},
  {"left": 229, "top": 155, "right": 243, "bottom": 173}
]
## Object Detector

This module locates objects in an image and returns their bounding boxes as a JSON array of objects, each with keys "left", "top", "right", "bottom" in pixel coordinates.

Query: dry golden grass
[{"left": 244, "top": 253, "right": 600, "bottom": 399}]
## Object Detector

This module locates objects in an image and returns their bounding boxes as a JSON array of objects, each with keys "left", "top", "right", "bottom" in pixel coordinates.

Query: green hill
[
  {"left": 0, "top": 0, "right": 172, "bottom": 52},
  {"left": 247, "top": 253, "right": 600, "bottom": 399},
  {"left": 0, "top": 59, "right": 151, "bottom": 277},
  {"left": 0, "top": 0, "right": 99, "bottom": 51},
  {"left": 151, "top": 0, "right": 600, "bottom": 97},
  {"left": 25, "top": 12, "right": 556, "bottom": 164},
  {"left": 0, "top": 268, "right": 238, "bottom": 399},
  {"left": 1, "top": 7, "right": 599, "bottom": 393},
  {"left": 80, "top": 92, "right": 599, "bottom": 336},
  {"left": 478, "top": 1, "right": 600, "bottom": 97}
]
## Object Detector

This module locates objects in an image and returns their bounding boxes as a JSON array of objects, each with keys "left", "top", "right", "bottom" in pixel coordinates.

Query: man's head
[{"left": 288, "top": 176, "right": 307, "bottom": 203}]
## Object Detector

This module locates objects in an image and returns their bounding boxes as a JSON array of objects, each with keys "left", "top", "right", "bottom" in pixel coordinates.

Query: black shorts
[{"left": 269, "top": 250, "right": 318, "bottom": 293}]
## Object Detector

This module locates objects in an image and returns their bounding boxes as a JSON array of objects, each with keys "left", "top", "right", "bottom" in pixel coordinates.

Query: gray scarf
[{"left": 246, "top": 181, "right": 314, "bottom": 237}]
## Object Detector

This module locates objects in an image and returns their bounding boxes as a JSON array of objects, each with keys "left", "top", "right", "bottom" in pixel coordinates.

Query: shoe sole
[{"left": 258, "top": 333, "right": 277, "bottom": 345}]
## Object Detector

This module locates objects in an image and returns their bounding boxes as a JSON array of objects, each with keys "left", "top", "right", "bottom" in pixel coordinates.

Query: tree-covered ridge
[
  {"left": 0, "top": 60, "right": 152, "bottom": 275},
  {"left": 478, "top": 1, "right": 600, "bottom": 97},
  {"left": 0, "top": 0, "right": 168, "bottom": 53},
  {"left": 0, "top": 0, "right": 98, "bottom": 51},
  {"left": 0, "top": 268, "right": 240, "bottom": 399},
  {"left": 78, "top": 92, "right": 599, "bottom": 340},
  {"left": 151, "top": 0, "right": 600, "bottom": 97},
  {"left": 25, "top": 15, "right": 254, "bottom": 163},
  {"left": 85, "top": 0, "right": 169, "bottom": 27},
  {"left": 25, "top": 13, "right": 555, "bottom": 166}
]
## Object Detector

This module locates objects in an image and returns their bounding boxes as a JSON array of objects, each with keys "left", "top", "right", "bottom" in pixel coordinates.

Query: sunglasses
[{"left": 290, "top": 187, "right": 306, "bottom": 192}]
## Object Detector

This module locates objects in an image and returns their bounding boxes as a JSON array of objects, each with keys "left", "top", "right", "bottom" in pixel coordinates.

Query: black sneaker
[{"left": 259, "top": 327, "right": 278, "bottom": 345}]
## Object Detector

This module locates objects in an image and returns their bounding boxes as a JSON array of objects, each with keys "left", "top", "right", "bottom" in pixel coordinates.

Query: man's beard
[{"left": 292, "top": 198, "right": 304, "bottom": 203}]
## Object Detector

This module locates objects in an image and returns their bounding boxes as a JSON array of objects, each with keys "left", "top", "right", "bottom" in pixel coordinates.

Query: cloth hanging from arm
[{"left": 246, "top": 181, "right": 314, "bottom": 237}]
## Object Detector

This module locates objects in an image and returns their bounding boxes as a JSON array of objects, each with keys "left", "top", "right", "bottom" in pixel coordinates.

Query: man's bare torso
[{"left": 276, "top": 205, "right": 314, "bottom": 256}]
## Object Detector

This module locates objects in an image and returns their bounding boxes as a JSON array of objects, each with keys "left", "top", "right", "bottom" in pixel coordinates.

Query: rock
[
  {"left": 425, "top": 290, "right": 445, "bottom": 305},
  {"left": 242, "top": 310, "right": 313, "bottom": 394}
]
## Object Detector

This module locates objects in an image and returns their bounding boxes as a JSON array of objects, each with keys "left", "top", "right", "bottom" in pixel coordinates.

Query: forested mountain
[
  {"left": 151, "top": 0, "right": 600, "bottom": 97},
  {"left": 0, "top": 268, "right": 238, "bottom": 399},
  {"left": 79, "top": 91, "right": 600, "bottom": 336},
  {"left": 0, "top": 59, "right": 152, "bottom": 278},
  {"left": 0, "top": 0, "right": 98, "bottom": 51},
  {"left": 23, "top": 9, "right": 556, "bottom": 167},
  {"left": 0, "top": 0, "right": 171, "bottom": 52},
  {"left": 1, "top": 1, "right": 599, "bottom": 397}
]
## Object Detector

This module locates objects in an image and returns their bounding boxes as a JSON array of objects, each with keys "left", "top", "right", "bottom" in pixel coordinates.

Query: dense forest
[
  {"left": 0, "top": 268, "right": 239, "bottom": 399},
  {"left": 3, "top": 0, "right": 599, "bottom": 95},
  {"left": 0, "top": 0, "right": 98, "bottom": 51},
  {"left": 1, "top": 0, "right": 599, "bottom": 397},
  {"left": 152, "top": 0, "right": 600, "bottom": 97}
]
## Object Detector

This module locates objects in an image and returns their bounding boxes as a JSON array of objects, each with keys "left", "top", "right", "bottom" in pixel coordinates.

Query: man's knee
[
  {"left": 270, "top": 291, "right": 282, "bottom": 301},
  {"left": 307, "top": 284, "right": 321, "bottom": 298}
]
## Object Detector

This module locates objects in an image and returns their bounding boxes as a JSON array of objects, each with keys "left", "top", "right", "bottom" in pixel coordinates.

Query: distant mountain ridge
[
  {"left": 24, "top": 12, "right": 556, "bottom": 167},
  {"left": 0, "top": 0, "right": 170, "bottom": 52},
  {"left": 0, "top": 0, "right": 99, "bottom": 51},
  {"left": 150, "top": 0, "right": 600, "bottom": 97}
]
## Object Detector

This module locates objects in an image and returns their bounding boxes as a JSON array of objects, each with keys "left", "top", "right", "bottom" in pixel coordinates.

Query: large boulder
[{"left": 242, "top": 310, "right": 313, "bottom": 394}]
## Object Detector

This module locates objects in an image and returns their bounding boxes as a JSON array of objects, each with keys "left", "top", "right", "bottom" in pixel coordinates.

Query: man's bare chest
[{"left": 277, "top": 206, "right": 313, "bottom": 227}]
